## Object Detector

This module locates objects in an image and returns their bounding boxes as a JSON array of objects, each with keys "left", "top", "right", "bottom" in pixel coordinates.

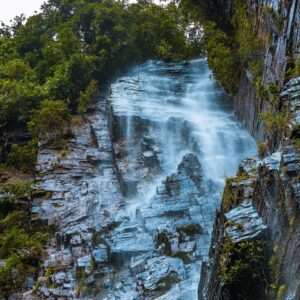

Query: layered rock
[
  {"left": 30, "top": 92, "right": 217, "bottom": 299},
  {"left": 29, "top": 59, "right": 257, "bottom": 299},
  {"left": 199, "top": 145, "right": 300, "bottom": 299},
  {"left": 32, "top": 97, "right": 125, "bottom": 298},
  {"left": 98, "top": 153, "right": 215, "bottom": 299}
]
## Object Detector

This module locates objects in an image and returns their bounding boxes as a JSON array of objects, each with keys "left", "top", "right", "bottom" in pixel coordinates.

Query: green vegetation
[
  {"left": 287, "top": 56, "right": 300, "bottom": 79},
  {"left": 259, "top": 108, "right": 289, "bottom": 136},
  {"left": 0, "top": 0, "right": 198, "bottom": 166},
  {"left": 277, "top": 284, "right": 286, "bottom": 300},
  {"left": 221, "top": 172, "right": 251, "bottom": 213},
  {"left": 269, "top": 253, "right": 280, "bottom": 295},
  {"left": 180, "top": 0, "right": 264, "bottom": 95},
  {"left": 220, "top": 238, "right": 266, "bottom": 299},
  {"left": 28, "top": 100, "right": 71, "bottom": 144},
  {"left": 0, "top": 181, "right": 50, "bottom": 298},
  {"left": 7, "top": 140, "right": 38, "bottom": 172},
  {"left": 204, "top": 22, "right": 240, "bottom": 95},
  {"left": 268, "top": 245, "right": 288, "bottom": 299},
  {"left": 258, "top": 141, "right": 268, "bottom": 157}
]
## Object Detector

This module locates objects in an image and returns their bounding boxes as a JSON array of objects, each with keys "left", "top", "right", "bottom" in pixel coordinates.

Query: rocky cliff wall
[
  {"left": 199, "top": 0, "right": 300, "bottom": 299},
  {"left": 236, "top": 0, "right": 300, "bottom": 139}
]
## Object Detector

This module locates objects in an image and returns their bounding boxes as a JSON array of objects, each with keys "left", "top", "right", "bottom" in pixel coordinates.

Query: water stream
[{"left": 99, "top": 59, "right": 257, "bottom": 299}]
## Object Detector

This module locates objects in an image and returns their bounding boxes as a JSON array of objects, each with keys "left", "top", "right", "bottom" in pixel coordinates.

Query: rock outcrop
[
  {"left": 199, "top": 142, "right": 300, "bottom": 299},
  {"left": 32, "top": 98, "right": 125, "bottom": 298},
  {"left": 30, "top": 90, "right": 219, "bottom": 298},
  {"left": 224, "top": 0, "right": 300, "bottom": 142}
]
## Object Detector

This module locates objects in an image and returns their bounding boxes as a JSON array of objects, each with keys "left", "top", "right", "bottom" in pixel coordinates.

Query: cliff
[
  {"left": 28, "top": 61, "right": 237, "bottom": 299},
  {"left": 198, "top": 0, "right": 300, "bottom": 299}
]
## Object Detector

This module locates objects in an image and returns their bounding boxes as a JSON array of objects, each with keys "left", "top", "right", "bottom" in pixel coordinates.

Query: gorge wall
[{"left": 198, "top": 0, "right": 300, "bottom": 299}]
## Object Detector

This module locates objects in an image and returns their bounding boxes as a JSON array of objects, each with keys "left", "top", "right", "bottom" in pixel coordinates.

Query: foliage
[
  {"left": 221, "top": 173, "right": 250, "bottom": 212},
  {"left": 204, "top": 21, "right": 240, "bottom": 95},
  {"left": 259, "top": 108, "right": 289, "bottom": 136},
  {"left": 0, "top": 181, "right": 49, "bottom": 298},
  {"left": 257, "top": 141, "right": 267, "bottom": 158},
  {"left": 277, "top": 284, "right": 286, "bottom": 300},
  {"left": 7, "top": 140, "right": 38, "bottom": 172},
  {"left": 180, "top": 0, "right": 264, "bottom": 96},
  {"left": 0, "top": 0, "right": 196, "bottom": 162},
  {"left": 28, "top": 100, "right": 71, "bottom": 144},
  {"left": 77, "top": 79, "right": 98, "bottom": 113},
  {"left": 288, "top": 56, "right": 300, "bottom": 78},
  {"left": 220, "top": 239, "right": 266, "bottom": 299},
  {"left": 0, "top": 181, "right": 32, "bottom": 205}
]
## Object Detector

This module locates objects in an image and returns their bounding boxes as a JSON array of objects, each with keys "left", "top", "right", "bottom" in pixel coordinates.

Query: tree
[
  {"left": 77, "top": 79, "right": 98, "bottom": 113},
  {"left": 28, "top": 100, "right": 71, "bottom": 144}
]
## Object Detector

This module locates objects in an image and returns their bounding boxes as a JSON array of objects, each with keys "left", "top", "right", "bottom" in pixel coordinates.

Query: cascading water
[{"left": 97, "top": 59, "right": 257, "bottom": 299}]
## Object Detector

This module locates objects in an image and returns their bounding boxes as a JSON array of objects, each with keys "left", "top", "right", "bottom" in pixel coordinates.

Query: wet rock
[
  {"left": 45, "top": 250, "right": 73, "bottom": 269},
  {"left": 239, "top": 157, "right": 260, "bottom": 176},
  {"left": 130, "top": 254, "right": 147, "bottom": 274},
  {"left": 139, "top": 154, "right": 208, "bottom": 236},
  {"left": 92, "top": 245, "right": 108, "bottom": 264},
  {"left": 53, "top": 272, "right": 66, "bottom": 285},
  {"left": 142, "top": 150, "right": 159, "bottom": 168},
  {"left": 224, "top": 200, "right": 267, "bottom": 243},
  {"left": 136, "top": 256, "right": 185, "bottom": 294},
  {"left": 263, "top": 151, "right": 282, "bottom": 171},
  {"left": 77, "top": 255, "right": 91, "bottom": 272},
  {"left": 143, "top": 134, "right": 154, "bottom": 145},
  {"left": 110, "top": 229, "right": 155, "bottom": 264},
  {"left": 22, "top": 291, "right": 40, "bottom": 300}
]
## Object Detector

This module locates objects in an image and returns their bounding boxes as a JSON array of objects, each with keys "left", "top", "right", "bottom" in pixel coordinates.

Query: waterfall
[
  {"left": 99, "top": 59, "right": 257, "bottom": 299},
  {"left": 111, "top": 59, "right": 256, "bottom": 186}
]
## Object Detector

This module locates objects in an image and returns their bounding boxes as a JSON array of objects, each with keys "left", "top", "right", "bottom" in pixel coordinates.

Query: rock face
[
  {"left": 199, "top": 145, "right": 300, "bottom": 300},
  {"left": 224, "top": 200, "right": 267, "bottom": 244},
  {"left": 29, "top": 60, "right": 257, "bottom": 299},
  {"left": 199, "top": 79, "right": 300, "bottom": 300},
  {"left": 198, "top": 1, "right": 300, "bottom": 299},
  {"left": 32, "top": 98, "right": 125, "bottom": 299},
  {"left": 33, "top": 121, "right": 215, "bottom": 299},
  {"left": 29, "top": 100, "right": 212, "bottom": 299},
  {"left": 99, "top": 153, "right": 214, "bottom": 299},
  {"left": 220, "top": 0, "right": 300, "bottom": 142}
]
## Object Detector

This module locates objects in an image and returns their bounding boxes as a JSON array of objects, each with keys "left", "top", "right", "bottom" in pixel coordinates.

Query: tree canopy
[{"left": 0, "top": 0, "right": 200, "bottom": 165}]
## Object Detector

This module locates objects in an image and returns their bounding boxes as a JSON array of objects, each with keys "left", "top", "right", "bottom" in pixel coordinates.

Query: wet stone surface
[{"left": 30, "top": 60, "right": 256, "bottom": 299}]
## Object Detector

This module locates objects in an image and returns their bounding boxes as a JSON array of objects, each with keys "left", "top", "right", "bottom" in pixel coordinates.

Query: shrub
[
  {"left": 258, "top": 141, "right": 267, "bottom": 158},
  {"left": 77, "top": 79, "right": 98, "bottom": 114},
  {"left": 28, "top": 100, "right": 71, "bottom": 144},
  {"left": 220, "top": 239, "right": 266, "bottom": 299},
  {"left": 0, "top": 182, "right": 49, "bottom": 298},
  {"left": 204, "top": 21, "right": 240, "bottom": 95},
  {"left": 260, "top": 109, "right": 289, "bottom": 135},
  {"left": 7, "top": 140, "right": 38, "bottom": 172}
]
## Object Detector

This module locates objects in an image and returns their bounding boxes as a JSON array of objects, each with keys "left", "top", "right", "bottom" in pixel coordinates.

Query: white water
[
  {"left": 111, "top": 59, "right": 256, "bottom": 186},
  {"left": 107, "top": 59, "right": 257, "bottom": 299}
]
